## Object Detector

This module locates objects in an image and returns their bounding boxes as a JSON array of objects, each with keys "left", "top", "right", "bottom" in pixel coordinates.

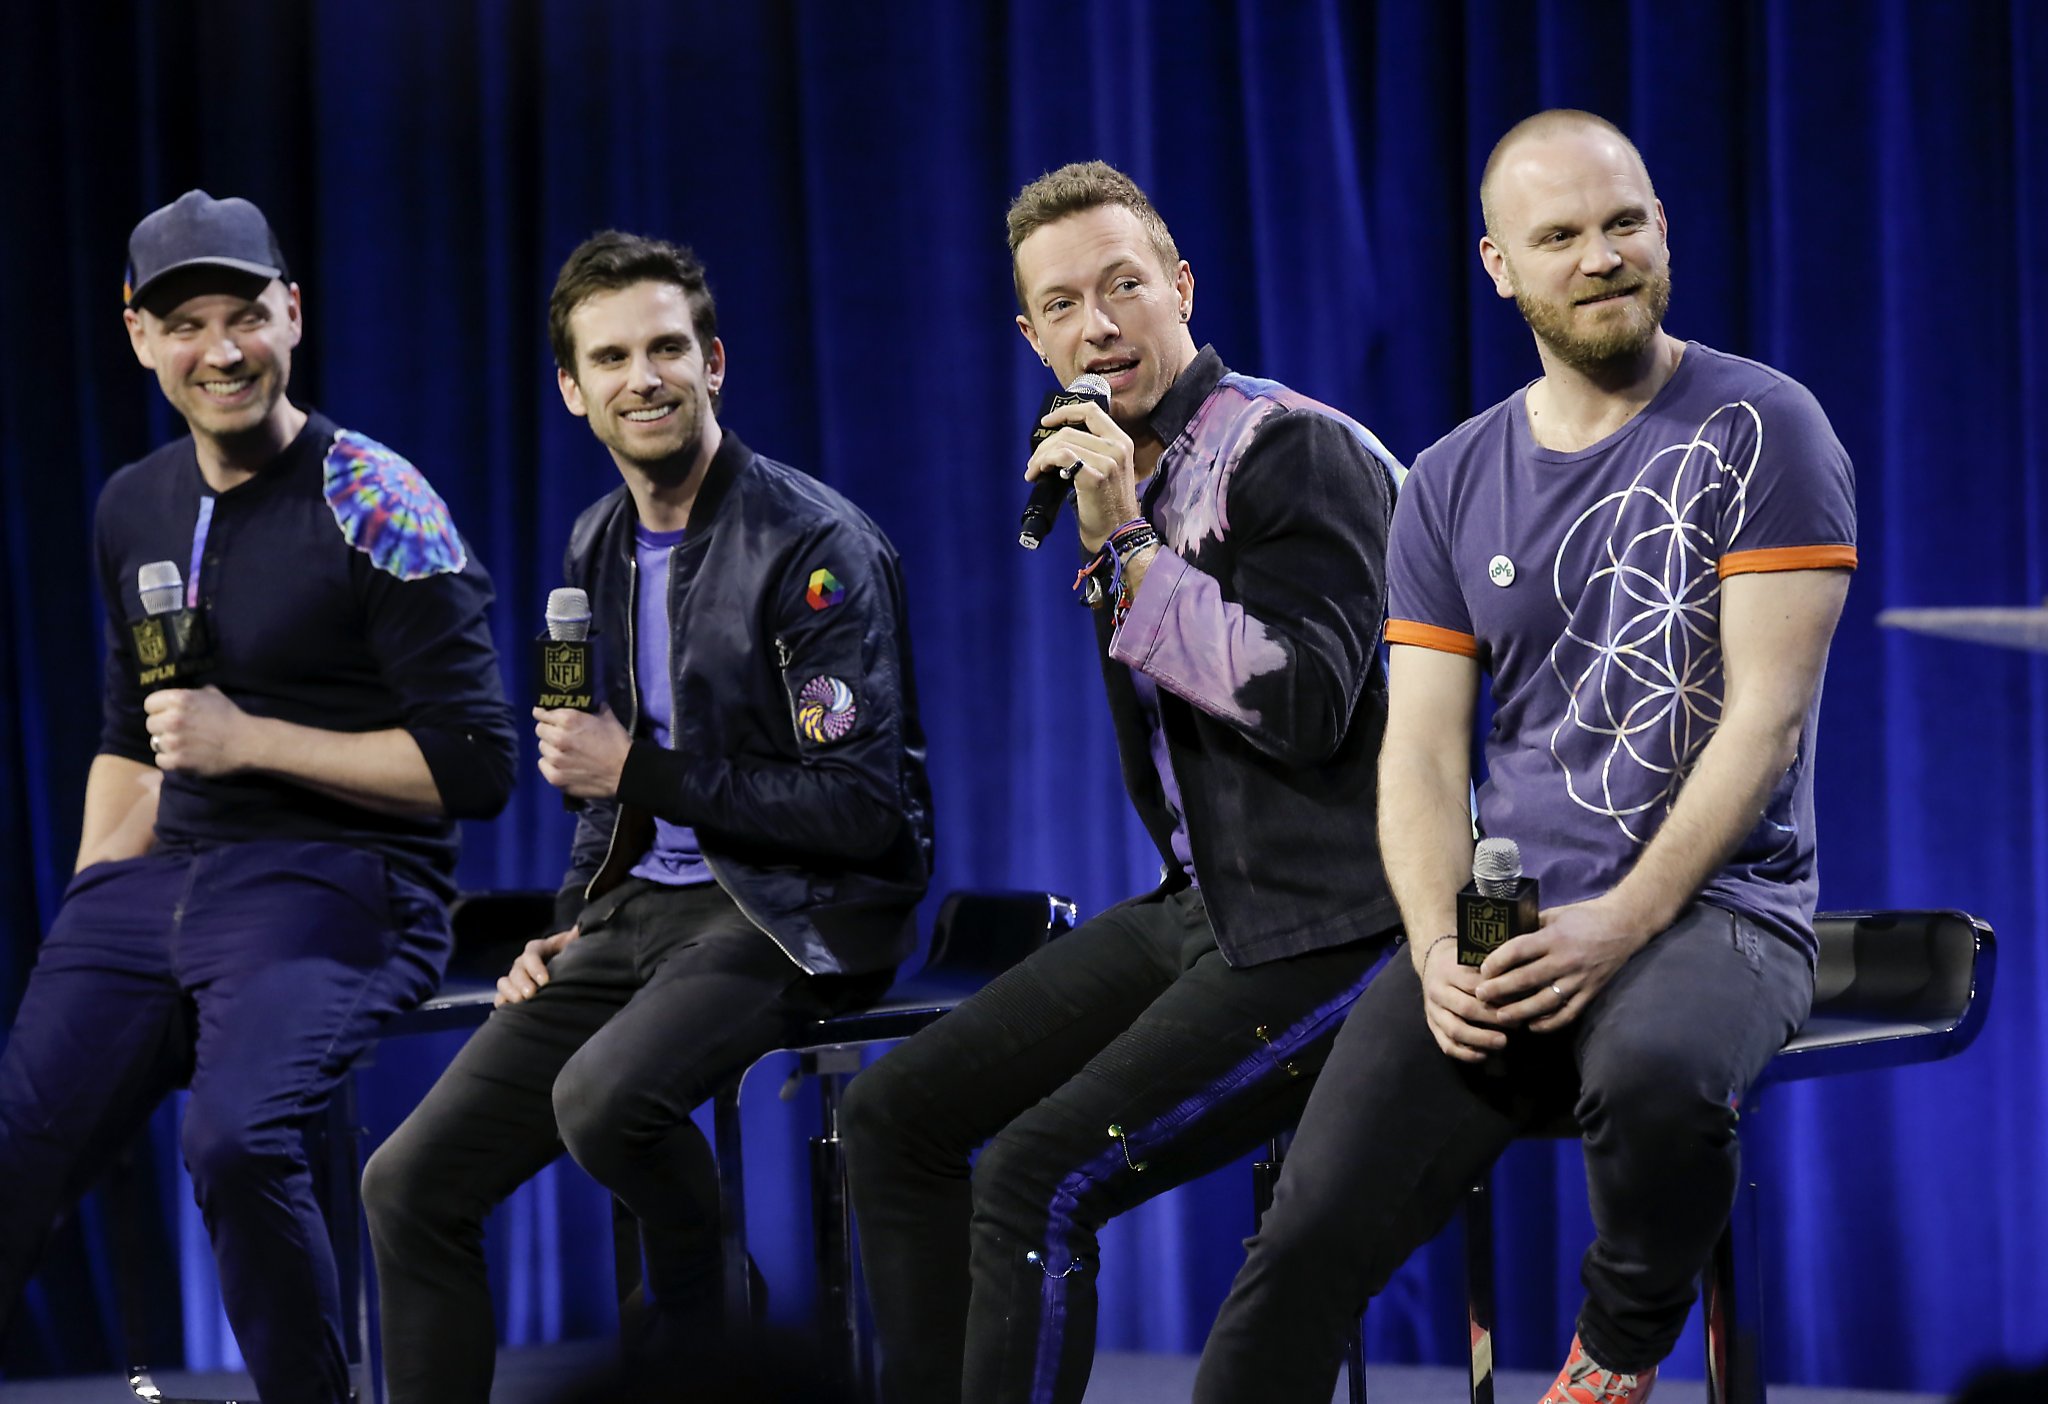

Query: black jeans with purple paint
[{"left": 841, "top": 887, "right": 1393, "bottom": 1404}]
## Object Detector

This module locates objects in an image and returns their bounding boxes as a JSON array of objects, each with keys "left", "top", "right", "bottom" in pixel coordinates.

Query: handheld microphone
[
  {"left": 131, "top": 561, "right": 213, "bottom": 691},
  {"left": 537, "top": 588, "right": 596, "bottom": 711},
  {"left": 537, "top": 588, "right": 598, "bottom": 812},
  {"left": 1019, "top": 372, "right": 1112, "bottom": 549},
  {"left": 545, "top": 587, "right": 592, "bottom": 643},
  {"left": 1455, "top": 837, "right": 1541, "bottom": 968},
  {"left": 138, "top": 561, "right": 183, "bottom": 615}
]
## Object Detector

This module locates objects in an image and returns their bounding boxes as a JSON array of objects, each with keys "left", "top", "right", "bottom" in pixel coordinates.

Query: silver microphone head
[
  {"left": 545, "top": 587, "right": 592, "bottom": 642},
  {"left": 1067, "top": 372, "right": 1111, "bottom": 401},
  {"left": 137, "top": 561, "right": 184, "bottom": 616},
  {"left": 1472, "top": 837, "right": 1523, "bottom": 898}
]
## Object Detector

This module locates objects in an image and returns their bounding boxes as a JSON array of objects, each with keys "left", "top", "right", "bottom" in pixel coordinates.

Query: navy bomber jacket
[
  {"left": 555, "top": 432, "right": 934, "bottom": 977},
  {"left": 1097, "top": 348, "right": 1405, "bottom": 965}
]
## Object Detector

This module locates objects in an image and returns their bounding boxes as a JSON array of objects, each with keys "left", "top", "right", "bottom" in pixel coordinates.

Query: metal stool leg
[
  {"left": 1251, "top": 1130, "right": 1292, "bottom": 1220},
  {"left": 610, "top": 1193, "right": 645, "bottom": 1365},
  {"left": 1704, "top": 1172, "right": 1765, "bottom": 1404},
  {"left": 713, "top": 1082, "right": 752, "bottom": 1333},
  {"left": 804, "top": 1048, "right": 864, "bottom": 1396},
  {"left": 1464, "top": 1173, "right": 1495, "bottom": 1404}
]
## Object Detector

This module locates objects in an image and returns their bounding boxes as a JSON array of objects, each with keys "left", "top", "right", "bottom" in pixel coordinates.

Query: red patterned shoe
[{"left": 1539, "top": 1335, "right": 1657, "bottom": 1403}]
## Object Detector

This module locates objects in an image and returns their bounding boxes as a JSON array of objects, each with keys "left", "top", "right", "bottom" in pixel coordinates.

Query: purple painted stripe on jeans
[
  {"left": 1025, "top": 945, "right": 1390, "bottom": 1404},
  {"left": 1124, "top": 946, "right": 1391, "bottom": 1149},
  {"left": 1029, "top": 1141, "right": 1121, "bottom": 1404}
]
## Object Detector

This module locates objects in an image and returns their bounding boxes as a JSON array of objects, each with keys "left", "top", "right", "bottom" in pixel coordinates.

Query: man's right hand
[
  {"left": 1418, "top": 935, "right": 1507, "bottom": 1064},
  {"left": 495, "top": 925, "right": 581, "bottom": 1007}
]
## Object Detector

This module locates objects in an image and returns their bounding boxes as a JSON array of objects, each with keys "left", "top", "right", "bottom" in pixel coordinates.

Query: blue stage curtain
[{"left": 2, "top": 0, "right": 2042, "bottom": 1393}]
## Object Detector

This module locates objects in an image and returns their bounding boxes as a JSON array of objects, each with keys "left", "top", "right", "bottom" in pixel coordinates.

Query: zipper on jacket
[
  {"left": 774, "top": 635, "right": 803, "bottom": 738},
  {"left": 700, "top": 850, "right": 815, "bottom": 975},
  {"left": 585, "top": 555, "right": 643, "bottom": 902},
  {"left": 667, "top": 544, "right": 686, "bottom": 758},
  {"left": 585, "top": 549, "right": 815, "bottom": 977}
]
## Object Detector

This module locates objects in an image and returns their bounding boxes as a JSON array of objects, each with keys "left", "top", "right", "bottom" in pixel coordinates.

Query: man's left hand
[
  {"left": 1028, "top": 399, "right": 1142, "bottom": 552},
  {"left": 144, "top": 685, "right": 251, "bottom": 777},
  {"left": 1475, "top": 895, "right": 1651, "bottom": 1034},
  {"left": 535, "top": 706, "right": 631, "bottom": 799}
]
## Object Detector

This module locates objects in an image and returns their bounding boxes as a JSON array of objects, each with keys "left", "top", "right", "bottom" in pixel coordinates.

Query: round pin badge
[
  {"left": 1488, "top": 555, "right": 1516, "bottom": 588},
  {"left": 797, "top": 675, "right": 858, "bottom": 742}
]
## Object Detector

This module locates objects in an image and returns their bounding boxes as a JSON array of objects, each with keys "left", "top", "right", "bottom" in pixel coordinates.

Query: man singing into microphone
[
  {"left": 0, "top": 192, "right": 516, "bottom": 1404},
  {"left": 362, "top": 231, "right": 932, "bottom": 1403},
  {"left": 841, "top": 161, "right": 1405, "bottom": 1404},
  {"left": 1194, "top": 110, "right": 1857, "bottom": 1404}
]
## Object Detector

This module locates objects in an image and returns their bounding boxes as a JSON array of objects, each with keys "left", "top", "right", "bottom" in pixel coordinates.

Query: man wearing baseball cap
[{"left": 0, "top": 191, "right": 517, "bottom": 1404}]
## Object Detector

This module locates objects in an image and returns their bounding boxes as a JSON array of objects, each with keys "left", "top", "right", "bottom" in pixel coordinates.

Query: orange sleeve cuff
[
  {"left": 1718, "top": 544, "right": 1859, "bottom": 578},
  {"left": 1385, "top": 619, "right": 1481, "bottom": 657}
]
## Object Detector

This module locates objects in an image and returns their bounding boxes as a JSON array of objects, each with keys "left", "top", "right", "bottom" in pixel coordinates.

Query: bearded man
[{"left": 1194, "top": 109, "right": 1857, "bottom": 1404}]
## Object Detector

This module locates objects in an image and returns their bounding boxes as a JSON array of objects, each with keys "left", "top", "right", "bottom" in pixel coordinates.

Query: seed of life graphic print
[{"left": 1545, "top": 399, "right": 1790, "bottom": 862}]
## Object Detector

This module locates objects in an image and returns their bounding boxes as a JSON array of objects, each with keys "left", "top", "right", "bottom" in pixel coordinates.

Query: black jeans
[
  {"left": 1193, "top": 902, "right": 1813, "bottom": 1402},
  {"left": 840, "top": 888, "right": 1393, "bottom": 1404},
  {"left": 362, "top": 879, "right": 887, "bottom": 1404}
]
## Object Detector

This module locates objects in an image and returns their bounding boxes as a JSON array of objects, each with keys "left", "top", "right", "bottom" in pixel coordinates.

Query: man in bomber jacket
[{"left": 363, "top": 230, "right": 932, "bottom": 1404}]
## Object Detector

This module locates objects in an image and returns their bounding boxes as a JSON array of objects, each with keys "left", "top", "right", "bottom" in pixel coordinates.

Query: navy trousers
[{"left": 0, "top": 841, "right": 448, "bottom": 1404}]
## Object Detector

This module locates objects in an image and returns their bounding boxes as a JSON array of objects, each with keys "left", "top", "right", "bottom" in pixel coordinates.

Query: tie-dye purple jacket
[{"left": 1097, "top": 347, "right": 1405, "bottom": 965}]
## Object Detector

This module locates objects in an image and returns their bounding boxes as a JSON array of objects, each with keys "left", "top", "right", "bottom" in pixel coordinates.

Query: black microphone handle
[
  {"left": 536, "top": 630, "right": 597, "bottom": 812},
  {"left": 1019, "top": 380, "right": 1111, "bottom": 549},
  {"left": 1018, "top": 469, "right": 1072, "bottom": 549}
]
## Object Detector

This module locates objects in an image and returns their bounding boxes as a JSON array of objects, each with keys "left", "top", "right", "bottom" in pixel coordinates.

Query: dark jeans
[
  {"left": 840, "top": 887, "right": 1393, "bottom": 1404},
  {"left": 1192, "top": 902, "right": 1814, "bottom": 1402},
  {"left": 0, "top": 841, "right": 447, "bottom": 1404},
  {"left": 361, "top": 879, "right": 887, "bottom": 1404}
]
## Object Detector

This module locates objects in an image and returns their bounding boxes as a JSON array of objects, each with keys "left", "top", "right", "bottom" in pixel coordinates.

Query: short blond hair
[
  {"left": 1479, "top": 109, "right": 1655, "bottom": 242},
  {"left": 1007, "top": 161, "right": 1180, "bottom": 311}
]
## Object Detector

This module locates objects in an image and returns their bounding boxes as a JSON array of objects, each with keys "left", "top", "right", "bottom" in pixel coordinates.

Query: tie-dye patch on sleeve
[{"left": 321, "top": 430, "right": 468, "bottom": 580}]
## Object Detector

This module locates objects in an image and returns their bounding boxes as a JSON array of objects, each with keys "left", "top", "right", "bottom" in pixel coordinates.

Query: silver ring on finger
[
  {"left": 1551, "top": 982, "right": 1567, "bottom": 1003},
  {"left": 149, "top": 735, "right": 163, "bottom": 754}
]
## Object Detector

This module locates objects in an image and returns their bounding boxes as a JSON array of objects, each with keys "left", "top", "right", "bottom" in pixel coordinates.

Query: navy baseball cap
[{"left": 123, "top": 190, "right": 290, "bottom": 309}]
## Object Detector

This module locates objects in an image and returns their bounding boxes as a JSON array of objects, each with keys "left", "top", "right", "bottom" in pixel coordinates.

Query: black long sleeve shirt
[{"left": 94, "top": 410, "right": 517, "bottom": 899}]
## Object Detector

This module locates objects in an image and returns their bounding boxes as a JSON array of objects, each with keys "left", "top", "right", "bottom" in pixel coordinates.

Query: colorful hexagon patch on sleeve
[
  {"left": 796, "top": 675, "right": 858, "bottom": 743},
  {"left": 321, "top": 430, "right": 468, "bottom": 580},
  {"left": 805, "top": 567, "right": 845, "bottom": 611}
]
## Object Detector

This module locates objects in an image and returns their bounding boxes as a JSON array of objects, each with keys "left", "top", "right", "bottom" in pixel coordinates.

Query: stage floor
[{"left": 0, "top": 1344, "right": 1945, "bottom": 1404}]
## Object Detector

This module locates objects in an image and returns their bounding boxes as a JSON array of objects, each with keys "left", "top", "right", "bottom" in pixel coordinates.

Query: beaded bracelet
[
  {"left": 1107, "top": 520, "right": 1160, "bottom": 627},
  {"left": 1108, "top": 519, "right": 1159, "bottom": 561},
  {"left": 1073, "top": 517, "right": 1161, "bottom": 612}
]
